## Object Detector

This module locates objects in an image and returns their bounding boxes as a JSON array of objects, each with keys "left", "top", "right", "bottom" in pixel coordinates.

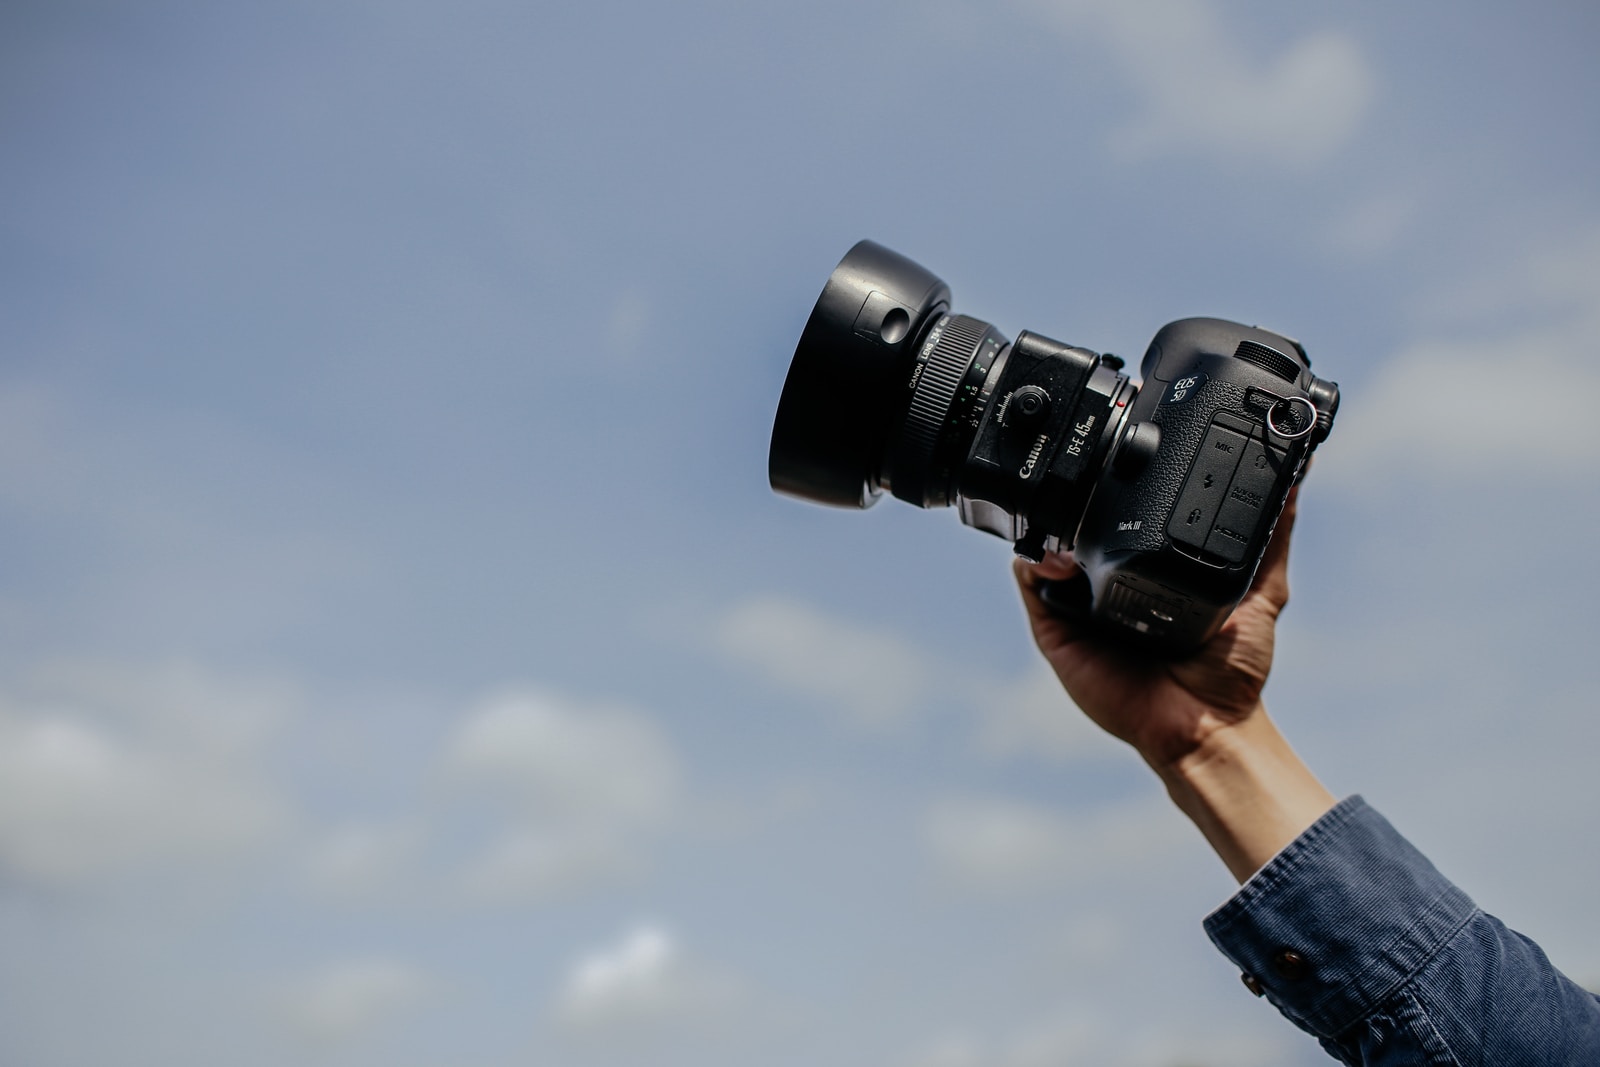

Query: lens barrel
[{"left": 886, "top": 313, "right": 1007, "bottom": 508}]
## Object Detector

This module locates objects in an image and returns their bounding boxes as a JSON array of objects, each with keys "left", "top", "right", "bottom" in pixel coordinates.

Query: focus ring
[{"left": 895, "top": 314, "right": 988, "bottom": 506}]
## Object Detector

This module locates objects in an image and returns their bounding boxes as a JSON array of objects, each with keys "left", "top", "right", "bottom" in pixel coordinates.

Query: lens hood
[{"left": 768, "top": 241, "right": 951, "bottom": 507}]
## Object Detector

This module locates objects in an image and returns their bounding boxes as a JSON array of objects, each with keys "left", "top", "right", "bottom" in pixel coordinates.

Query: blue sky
[{"left": 2, "top": 2, "right": 1598, "bottom": 1065}]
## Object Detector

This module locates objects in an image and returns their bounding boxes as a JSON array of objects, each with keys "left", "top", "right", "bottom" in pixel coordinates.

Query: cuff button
[
  {"left": 1240, "top": 972, "right": 1265, "bottom": 997},
  {"left": 1272, "top": 949, "right": 1310, "bottom": 981}
]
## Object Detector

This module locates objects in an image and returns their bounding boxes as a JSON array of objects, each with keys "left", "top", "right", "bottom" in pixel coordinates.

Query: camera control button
[{"left": 1167, "top": 423, "right": 1248, "bottom": 554}]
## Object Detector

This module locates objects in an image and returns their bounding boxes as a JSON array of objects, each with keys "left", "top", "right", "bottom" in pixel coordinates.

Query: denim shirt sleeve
[{"left": 1202, "top": 796, "right": 1600, "bottom": 1066}]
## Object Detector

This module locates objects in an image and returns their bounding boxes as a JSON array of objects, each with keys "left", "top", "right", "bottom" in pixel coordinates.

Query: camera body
[
  {"left": 769, "top": 241, "right": 1339, "bottom": 652},
  {"left": 966, "top": 315, "right": 1336, "bottom": 649}
]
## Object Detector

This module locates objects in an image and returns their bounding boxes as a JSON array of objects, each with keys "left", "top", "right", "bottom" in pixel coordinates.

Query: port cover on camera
[
  {"left": 1206, "top": 435, "right": 1287, "bottom": 563},
  {"left": 1167, "top": 415, "right": 1289, "bottom": 565},
  {"left": 1167, "top": 422, "right": 1248, "bottom": 557}
]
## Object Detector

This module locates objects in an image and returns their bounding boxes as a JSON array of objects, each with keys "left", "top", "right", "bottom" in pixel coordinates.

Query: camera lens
[
  {"left": 769, "top": 241, "right": 953, "bottom": 508},
  {"left": 768, "top": 242, "right": 1013, "bottom": 512},
  {"left": 884, "top": 312, "right": 1007, "bottom": 508},
  {"left": 769, "top": 241, "right": 1134, "bottom": 566}
]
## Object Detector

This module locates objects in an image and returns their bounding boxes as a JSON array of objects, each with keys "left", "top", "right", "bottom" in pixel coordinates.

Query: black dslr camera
[{"left": 768, "top": 241, "right": 1340, "bottom": 653}]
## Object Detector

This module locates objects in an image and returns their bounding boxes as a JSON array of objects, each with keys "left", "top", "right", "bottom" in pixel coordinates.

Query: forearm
[{"left": 1148, "top": 704, "right": 1336, "bottom": 883}]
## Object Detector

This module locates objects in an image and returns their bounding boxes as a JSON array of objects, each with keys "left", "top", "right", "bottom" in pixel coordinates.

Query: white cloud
[
  {"left": 559, "top": 924, "right": 674, "bottom": 1024},
  {"left": 714, "top": 596, "right": 930, "bottom": 727},
  {"left": 297, "top": 687, "right": 691, "bottom": 905},
  {"left": 444, "top": 689, "right": 682, "bottom": 902},
  {"left": 0, "top": 662, "right": 292, "bottom": 887},
  {"left": 278, "top": 958, "right": 433, "bottom": 1043},
  {"left": 924, "top": 794, "right": 1189, "bottom": 893},
  {"left": 302, "top": 821, "right": 423, "bottom": 899},
  {"left": 456, "top": 826, "right": 637, "bottom": 901},
  {"left": 1317, "top": 333, "right": 1600, "bottom": 484},
  {"left": 445, "top": 689, "right": 681, "bottom": 821},
  {"left": 29, "top": 658, "right": 291, "bottom": 756},
  {"left": 1018, "top": 0, "right": 1375, "bottom": 168},
  {"left": 1318, "top": 224, "right": 1600, "bottom": 486},
  {"left": 555, "top": 923, "right": 743, "bottom": 1031},
  {"left": 1322, "top": 188, "right": 1421, "bottom": 258},
  {"left": 1420, "top": 222, "right": 1600, "bottom": 327},
  {"left": 715, "top": 597, "right": 1128, "bottom": 761},
  {"left": 966, "top": 663, "right": 1122, "bottom": 763},
  {"left": 925, "top": 796, "right": 1079, "bottom": 891}
]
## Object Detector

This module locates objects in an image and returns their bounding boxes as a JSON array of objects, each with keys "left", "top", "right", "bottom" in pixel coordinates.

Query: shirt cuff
[{"left": 1201, "top": 795, "right": 1479, "bottom": 1039}]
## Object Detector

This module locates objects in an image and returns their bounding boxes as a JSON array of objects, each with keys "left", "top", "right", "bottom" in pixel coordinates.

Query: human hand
[
  {"left": 1015, "top": 488, "right": 1334, "bottom": 881},
  {"left": 1012, "top": 489, "right": 1299, "bottom": 772}
]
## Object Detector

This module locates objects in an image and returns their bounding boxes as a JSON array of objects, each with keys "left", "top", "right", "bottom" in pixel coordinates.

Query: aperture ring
[{"left": 894, "top": 314, "right": 988, "bottom": 506}]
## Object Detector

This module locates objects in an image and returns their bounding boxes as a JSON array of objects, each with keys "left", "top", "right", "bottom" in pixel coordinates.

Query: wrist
[
  {"left": 1151, "top": 708, "right": 1336, "bottom": 883},
  {"left": 1130, "top": 701, "right": 1247, "bottom": 774}
]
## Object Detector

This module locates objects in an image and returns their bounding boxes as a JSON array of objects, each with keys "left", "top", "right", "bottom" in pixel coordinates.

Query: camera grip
[{"left": 1037, "top": 571, "right": 1095, "bottom": 626}]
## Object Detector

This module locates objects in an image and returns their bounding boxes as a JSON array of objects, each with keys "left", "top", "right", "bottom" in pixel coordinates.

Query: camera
[{"left": 768, "top": 241, "right": 1340, "bottom": 652}]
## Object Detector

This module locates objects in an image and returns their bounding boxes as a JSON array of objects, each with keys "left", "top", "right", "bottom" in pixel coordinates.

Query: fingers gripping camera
[{"left": 768, "top": 241, "right": 1339, "bottom": 653}]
